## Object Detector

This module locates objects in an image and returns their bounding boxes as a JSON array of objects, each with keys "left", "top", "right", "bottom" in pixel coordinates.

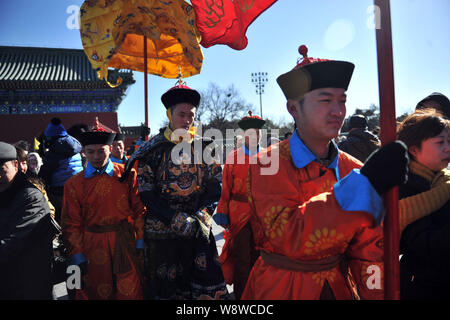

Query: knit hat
[
  {"left": 416, "top": 92, "right": 450, "bottom": 119},
  {"left": 277, "top": 45, "right": 354, "bottom": 101},
  {"left": 44, "top": 118, "right": 68, "bottom": 137},
  {"left": 238, "top": 111, "right": 266, "bottom": 130},
  {"left": 78, "top": 117, "right": 116, "bottom": 146},
  {"left": 349, "top": 114, "right": 368, "bottom": 130}
]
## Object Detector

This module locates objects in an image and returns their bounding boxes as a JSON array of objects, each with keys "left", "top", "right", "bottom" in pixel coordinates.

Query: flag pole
[
  {"left": 144, "top": 36, "right": 149, "bottom": 141},
  {"left": 374, "top": 0, "right": 400, "bottom": 300}
]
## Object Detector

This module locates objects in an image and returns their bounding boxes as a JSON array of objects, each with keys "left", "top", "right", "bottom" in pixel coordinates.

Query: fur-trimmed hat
[
  {"left": 277, "top": 45, "right": 354, "bottom": 101},
  {"left": 114, "top": 133, "right": 125, "bottom": 142},
  {"left": 78, "top": 117, "right": 116, "bottom": 146},
  {"left": 161, "top": 84, "right": 201, "bottom": 109},
  {"left": 238, "top": 111, "right": 266, "bottom": 130}
]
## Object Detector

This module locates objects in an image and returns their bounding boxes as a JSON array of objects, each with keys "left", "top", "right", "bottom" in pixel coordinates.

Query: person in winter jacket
[
  {"left": 397, "top": 109, "right": 450, "bottom": 299},
  {"left": 0, "top": 142, "right": 60, "bottom": 299},
  {"left": 338, "top": 114, "right": 381, "bottom": 162},
  {"left": 39, "top": 118, "right": 83, "bottom": 223}
]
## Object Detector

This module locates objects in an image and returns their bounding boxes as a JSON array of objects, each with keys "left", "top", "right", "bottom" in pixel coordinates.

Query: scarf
[{"left": 399, "top": 160, "right": 450, "bottom": 233}]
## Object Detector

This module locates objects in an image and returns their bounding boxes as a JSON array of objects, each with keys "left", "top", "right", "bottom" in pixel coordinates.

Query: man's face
[
  {"left": 111, "top": 140, "right": 125, "bottom": 159},
  {"left": 18, "top": 159, "right": 27, "bottom": 174},
  {"left": 171, "top": 103, "right": 197, "bottom": 130},
  {"left": 0, "top": 160, "right": 18, "bottom": 192},
  {"left": 288, "top": 88, "right": 347, "bottom": 142},
  {"left": 244, "top": 129, "right": 261, "bottom": 149},
  {"left": 83, "top": 144, "right": 112, "bottom": 169}
]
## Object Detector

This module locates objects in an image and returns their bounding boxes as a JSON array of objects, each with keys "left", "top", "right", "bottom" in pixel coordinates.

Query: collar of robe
[{"left": 84, "top": 159, "right": 114, "bottom": 178}]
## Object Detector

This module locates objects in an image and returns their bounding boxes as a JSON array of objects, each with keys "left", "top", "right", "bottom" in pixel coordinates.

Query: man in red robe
[
  {"left": 214, "top": 111, "right": 266, "bottom": 299},
  {"left": 61, "top": 120, "right": 145, "bottom": 300},
  {"left": 241, "top": 45, "right": 409, "bottom": 300}
]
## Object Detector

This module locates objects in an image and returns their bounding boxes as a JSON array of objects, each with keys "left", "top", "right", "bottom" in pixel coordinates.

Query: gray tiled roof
[{"left": 0, "top": 46, "right": 134, "bottom": 89}]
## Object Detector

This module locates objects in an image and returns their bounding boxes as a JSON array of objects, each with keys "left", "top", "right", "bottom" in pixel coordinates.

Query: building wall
[{"left": 0, "top": 112, "right": 119, "bottom": 147}]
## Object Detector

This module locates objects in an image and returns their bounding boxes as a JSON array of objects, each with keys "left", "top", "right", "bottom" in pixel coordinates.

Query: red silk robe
[
  {"left": 216, "top": 147, "right": 261, "bottom": 294},
  {"left": 61, "top": 163, "right": 145, "bottom": 300},
  {"left": 242, "top": 140, "right": 384, "bottom": 300}
]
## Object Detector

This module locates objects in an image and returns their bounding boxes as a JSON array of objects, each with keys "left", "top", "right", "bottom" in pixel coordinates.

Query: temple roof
[{"left": 0, "top": 46, "right": 134, "bottom": 89}]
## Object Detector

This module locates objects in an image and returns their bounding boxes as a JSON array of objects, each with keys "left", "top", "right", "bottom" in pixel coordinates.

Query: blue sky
[{"left": 1, "top": 0, "right": 449, "bottom": 131}]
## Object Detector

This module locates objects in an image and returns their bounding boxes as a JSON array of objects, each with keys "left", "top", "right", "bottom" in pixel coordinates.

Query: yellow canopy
[{"left": 80, "top": 0, "right": 203, "bottom": 86}]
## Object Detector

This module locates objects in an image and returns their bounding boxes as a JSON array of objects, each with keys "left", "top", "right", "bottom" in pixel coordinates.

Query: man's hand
[
  {"left": 213, "top": 213, "right": 230, "bottom": 228},
  {"left": 360, "top": 141, "right": 409, "bottom": 195}
]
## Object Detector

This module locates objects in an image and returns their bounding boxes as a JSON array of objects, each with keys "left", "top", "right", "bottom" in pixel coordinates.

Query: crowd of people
[{"left": 1, "top": 48, "right": 449, "bottom": 300}]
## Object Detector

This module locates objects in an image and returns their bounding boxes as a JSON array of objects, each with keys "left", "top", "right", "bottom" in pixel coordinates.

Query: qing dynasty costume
[
  {"left": 215, "top": 112, "right": 266, "bottom": 299},
  {"left": 216, "top": 146, "right": 261, "bottom": 299},
  {"left": 62, "top": 160, "right": 145, "bottom": 300},
  {"left": 242, "top": 46, "right": 387, "bottom": 300},
  {"left": 61, "top": 123, "right": 145, "bottom": 300},
  {"left": 242, "top": 132, "right": 385, "bottom": 300},
  {"left": 122, "top": 84, "right": 228, "bottom": 300}
]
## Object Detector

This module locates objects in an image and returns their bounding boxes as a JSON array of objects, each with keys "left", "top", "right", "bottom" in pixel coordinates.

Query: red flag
[{"left": 192, "top": 0, "right": 277, "bottom": 50}]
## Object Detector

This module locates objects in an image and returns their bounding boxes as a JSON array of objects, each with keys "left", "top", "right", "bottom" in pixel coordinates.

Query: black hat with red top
[
  {"left": 161, "top": 84, "right": 201, "bottom": 109},
  {"left": 277, "top": 45, "right": 355, "bottom": 101},
  {"left": 78, "top": 117, "right": 116, "bottom": 146},
  {"left": 238, "top": 111, "right": 266, "bottom": 130}
]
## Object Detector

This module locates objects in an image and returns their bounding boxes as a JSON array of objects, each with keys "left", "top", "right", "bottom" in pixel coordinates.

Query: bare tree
[{"left": 197, "top": 83, "right": 254, "bottom": 128}]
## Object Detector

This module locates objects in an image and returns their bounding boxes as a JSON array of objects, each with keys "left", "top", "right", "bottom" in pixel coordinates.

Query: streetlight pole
[{"left": 251, "top": 72, "right": 268, "bottom": 118}]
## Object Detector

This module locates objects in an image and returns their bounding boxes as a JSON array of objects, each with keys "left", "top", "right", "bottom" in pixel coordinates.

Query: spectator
[
  {"left": 0, "top": 141, "right": 59, "bottom": 299},
  {"left": 39, "top": 118, "right": 83, "bottom": 223},
  {"left": 397, "top": 109, "right": 450, "bottom": 299},
  {"left": 372, "top": 126, "right": 380, "bottom": 138},
  {"left": 67, "top": 123, "right": 89, "bottom": 167},
  {"left": 338, "top": 114, "right": 381, "bottom": 162},
  {"left": 14, "top": 145, "right": 28, "bottom": 174},
  {"left": 126, "top": 141, "right": 137, "bottom": 156},
  {"left": 14, "top": 140, "right": 29, "bottom": 153},
  {"left": 416, "top": 92, "right": 450, "bottom": 119},
  {"left": 27, "top": 152, "right": 43, "bottom": 175}
]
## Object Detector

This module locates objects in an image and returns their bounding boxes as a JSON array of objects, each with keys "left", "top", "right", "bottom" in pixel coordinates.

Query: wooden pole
[
  {"left": 374, "top": 0, "right": 400, "bottom": 300},
  {"left": 144, "top": 36, "right": 149, "bottom": 141}
]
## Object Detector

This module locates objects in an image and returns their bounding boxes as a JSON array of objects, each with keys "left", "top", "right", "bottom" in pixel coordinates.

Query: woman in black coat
[{"left": 396, "top": 109, "right": 450, "bottom": 299}]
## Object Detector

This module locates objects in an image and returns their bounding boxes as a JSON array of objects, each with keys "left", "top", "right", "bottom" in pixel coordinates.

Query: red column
[
  {"left": 143, "top": 36, "right": 149, "bottom": 141},
  {"left": 374, "top": 0, "right": 400, "bottom": 300}
]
